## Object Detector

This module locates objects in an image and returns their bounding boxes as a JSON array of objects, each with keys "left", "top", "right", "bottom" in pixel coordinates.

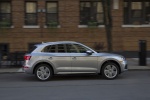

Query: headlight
[
  {"left": 121, "top": 56, "right": 126, "bottom": 60},
  {"left": 119, "top": 56, "right": 126, "bottom": 62}
]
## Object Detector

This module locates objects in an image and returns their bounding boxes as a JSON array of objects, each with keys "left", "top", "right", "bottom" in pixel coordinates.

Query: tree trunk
[{"left": 102, "top": 0, "right": 113, "bottom": 52}]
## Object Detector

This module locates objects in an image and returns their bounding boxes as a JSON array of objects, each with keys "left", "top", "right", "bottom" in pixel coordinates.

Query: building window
[
  {"left": 25, "top": 2, "right": 37, "bottom": 25},
  {"left": 80, "top": 1, "right": 103, "bottom": 25},
  {"left": 0, "top": 1, "right": 11, "bottom": 27},
  {"left": 0, "top": 44, "right": 9, "bottom": 60},
  {"left": 46, "top": 2, "right": 58, "bottom": 26},
  {"left": 124, "top": 0, "right": 150, "bottom": 25}
]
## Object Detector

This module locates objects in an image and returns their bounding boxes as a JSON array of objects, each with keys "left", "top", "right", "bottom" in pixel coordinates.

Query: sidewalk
[
  {"left": 0, "top": 58, "right": 150, "bottom": 73},
  {"left": 127, "top": 58, "right": 150, "bottom": 70}
]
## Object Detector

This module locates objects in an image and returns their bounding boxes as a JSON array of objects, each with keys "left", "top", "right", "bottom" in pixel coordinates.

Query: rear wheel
[
  {"left": 101, "top": 62, "right": 119, "bottom": 79},
  {"left": 35, "top": 64, "right": 53, "bottom": 81}
]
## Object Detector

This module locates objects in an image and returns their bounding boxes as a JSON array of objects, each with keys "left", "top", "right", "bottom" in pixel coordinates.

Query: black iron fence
[{"left": 0, "top": 52, "right": 26, "bottom": 68}]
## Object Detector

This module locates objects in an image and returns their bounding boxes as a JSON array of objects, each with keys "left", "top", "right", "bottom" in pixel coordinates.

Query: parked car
[{"left": 23, "top": 41, "right": 127, "bottom": 81}]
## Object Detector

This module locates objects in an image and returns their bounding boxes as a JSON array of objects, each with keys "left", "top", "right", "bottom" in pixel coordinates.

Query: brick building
[{"left": 0, "top": 0, "right": 150, "bottom": 58}]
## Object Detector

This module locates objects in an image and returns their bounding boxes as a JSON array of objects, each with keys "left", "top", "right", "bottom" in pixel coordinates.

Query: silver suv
[{"left": 23, "top": 41, "right": 127, "bottom": 81}]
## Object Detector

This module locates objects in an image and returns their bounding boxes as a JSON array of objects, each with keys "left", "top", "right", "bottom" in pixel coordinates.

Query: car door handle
[
  {"left": 48, "top": 57, "right": 53, "bottom": 60},
  {"left": 72, "top": 57, "right": 76, "bottom": 60}
]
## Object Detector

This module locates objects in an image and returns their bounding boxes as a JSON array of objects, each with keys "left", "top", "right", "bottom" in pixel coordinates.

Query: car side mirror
[{"left": 86, "top": 50, "right": 93, "bottom": 55}]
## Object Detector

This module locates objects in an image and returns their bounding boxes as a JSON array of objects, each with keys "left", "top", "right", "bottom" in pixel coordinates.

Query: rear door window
[
  {"left": 42, "top": 45, "right": 56, "bottom": 53},
  {"left": 42, "top": 44, "right": 67, "bottom": 53},
  {"left": 57, "top": 44, "right": 66, "bottom": 53}
]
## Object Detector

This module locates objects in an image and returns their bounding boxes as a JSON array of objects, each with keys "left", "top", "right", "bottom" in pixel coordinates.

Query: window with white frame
[
  {"left": 80, "top": 1, "right": 104, "bottom": 25},
  {"left": 46, "top": 2, "right": 58, "bottom": 26},
  {"left": 25, "top": 2, "right": 37, "bottom": 25},
  {"left": 124, "top": 0, "right": 150, "bottom": 25},
  {"left": 0, "top": 1, "right": 11, "bottom": 27}
]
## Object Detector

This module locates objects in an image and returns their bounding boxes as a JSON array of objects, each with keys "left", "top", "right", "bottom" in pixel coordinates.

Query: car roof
[
  {"left": 44, "top": 41, "right": 78, "bottom": 44},
  {"left": 35, "top": 41, "right": 79, "bottom": 46}
]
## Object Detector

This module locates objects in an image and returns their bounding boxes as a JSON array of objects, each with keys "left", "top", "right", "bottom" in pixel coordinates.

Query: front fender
[{"left": 98, "top": 57, "right": 122, "bottom": 73}]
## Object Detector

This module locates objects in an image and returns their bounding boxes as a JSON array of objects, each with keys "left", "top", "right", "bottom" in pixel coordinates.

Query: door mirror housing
[{"left": 86, "top": 50, "right": 93, "bottom": 55}]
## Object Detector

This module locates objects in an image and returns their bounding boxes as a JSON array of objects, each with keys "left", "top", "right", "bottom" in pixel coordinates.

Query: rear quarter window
[{"left": 28, "top": 46, "right": 37, "bottom": 53}]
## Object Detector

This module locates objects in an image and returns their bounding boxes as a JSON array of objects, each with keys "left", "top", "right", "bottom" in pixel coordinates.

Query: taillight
[{"left": 24, "top": 55, "right": 31, "bottom": 60}]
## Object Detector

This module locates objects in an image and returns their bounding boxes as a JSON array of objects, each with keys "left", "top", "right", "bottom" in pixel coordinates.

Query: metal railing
[{"left": 0, "top": 52, "right": 26, "bottom": 68}]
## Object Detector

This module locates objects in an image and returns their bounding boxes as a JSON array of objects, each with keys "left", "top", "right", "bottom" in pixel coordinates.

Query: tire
[
  {"left": 35, "top": 64, "right": 53, "bottom": 81},
  {"left": 101, "top": 62, "right": 119, "bottom": 79}
]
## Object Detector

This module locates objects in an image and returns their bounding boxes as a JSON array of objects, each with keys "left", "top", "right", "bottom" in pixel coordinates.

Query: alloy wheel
[
  {"left": 35, "top": 64, "right": 52, "bottom": 81},
  {"left": 102, "top": 62, "right": 119, "bottom": 79}
]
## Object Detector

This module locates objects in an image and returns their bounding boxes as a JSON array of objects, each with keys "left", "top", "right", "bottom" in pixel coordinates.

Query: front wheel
[
  {"left": 35, "top": 64, "right": 53, "bottom": 81},
  {"left": 101, "top": 62, "right": 119, "bottom": 79}
]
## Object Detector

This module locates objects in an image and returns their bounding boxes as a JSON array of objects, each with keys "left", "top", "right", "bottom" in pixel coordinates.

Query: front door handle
[
  {"left": 72, "top": 57, "right": 76, "bottom": 60},
  {"left": 48, "top": 57, "right": 53, "bottom": 60}
]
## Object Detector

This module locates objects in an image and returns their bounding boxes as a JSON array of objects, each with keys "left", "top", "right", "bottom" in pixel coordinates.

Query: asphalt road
[{"left": 0, "top": 71, "right": 150, "bottom": 100}]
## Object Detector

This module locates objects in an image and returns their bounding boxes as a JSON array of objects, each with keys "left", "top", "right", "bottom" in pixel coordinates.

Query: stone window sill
[
  {"left": 0, "top": 25, "right": 14, "bottom": 28},
  {"left": 78, "top": 25, "right": 105, "bottom": 28},
  {"left": 122, "top": 25, "right": 150, "bottom": 28},
  {"left": 23, "top": 25, "right": 40, "bottom": 28},
  {"left": 44, "top": 25, "right": 61, "bottom": 28}
]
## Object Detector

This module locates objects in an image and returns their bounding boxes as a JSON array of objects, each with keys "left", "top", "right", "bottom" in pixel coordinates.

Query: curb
[
  {"left": 0, "top": 68, "right": 24, "bottom": 73},
  {"left": 128, "top": 69, "right": 150, "bottom": 71},
  {"left": 0, "top": 72, "right": 24, "bottom": 74},
  {"left": 0, "top": 66, "right": 150, "bottom": 73}
]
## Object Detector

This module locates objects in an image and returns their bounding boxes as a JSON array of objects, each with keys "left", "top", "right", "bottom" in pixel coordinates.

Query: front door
[{"left": 67, "top": 44, "right": 98, "bottom": 73}]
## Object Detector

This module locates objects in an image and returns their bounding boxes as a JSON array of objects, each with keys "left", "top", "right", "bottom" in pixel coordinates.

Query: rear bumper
[{"left": 23, "top": 66, "right": 33, "bottom": 74}]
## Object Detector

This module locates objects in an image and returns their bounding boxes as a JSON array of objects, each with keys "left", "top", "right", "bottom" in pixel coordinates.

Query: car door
[
  {"left": 67, "top": 44, "right": 98, "bottom": 73},
  {"left": 44, "top": 44, "right": 71, "bottom": 73}
]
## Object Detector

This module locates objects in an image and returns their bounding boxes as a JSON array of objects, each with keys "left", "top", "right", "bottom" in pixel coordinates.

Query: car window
[
  {"left": 28, "top": 42, "right": 41, "bottom": 53},
  {"left": 66, "top": 44, "right": 78, "bottom": 53},
  {"left": 42, "top": 44, "right": 67, "bottom": 53},
  {"left": 74, "top": 44, "right": 88, "bottom": 53},
  {"left": 49, "top": 45, "right": 56, "bottom": 52},
  {"left": 42, "top": 45, "right": 56, "bottom": 53},
  {"left": 28, "top": 45, "right": 37, "bottom": 53},
  {"left": 57, "top": 44, "right": 66, "bottom": 53},
  {"left": 66, "top": 44, "right": 89, "bottom": 53}
]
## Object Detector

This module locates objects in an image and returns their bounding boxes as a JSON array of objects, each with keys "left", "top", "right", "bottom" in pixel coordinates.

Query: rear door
[{"left": 43, "top": 44, "right": 71, "bottom": 73}]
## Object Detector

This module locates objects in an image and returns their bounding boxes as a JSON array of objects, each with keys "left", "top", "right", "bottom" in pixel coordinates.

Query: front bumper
[{"left": 121, "top": 60, "right": 128, "bottom": 72}]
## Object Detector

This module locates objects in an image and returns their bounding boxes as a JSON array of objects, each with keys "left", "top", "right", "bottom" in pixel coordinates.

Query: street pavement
[
  {"left": 0, "top": 71, "right": 150, "bottom": 100},
  {"left": 0, "top": 58, "right": 150, "bottom": 73}
]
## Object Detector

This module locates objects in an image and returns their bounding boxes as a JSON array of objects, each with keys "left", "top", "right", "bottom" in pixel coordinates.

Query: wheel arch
[{"left": 33, "top": 62, "right": 54, "bottom": 75}]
